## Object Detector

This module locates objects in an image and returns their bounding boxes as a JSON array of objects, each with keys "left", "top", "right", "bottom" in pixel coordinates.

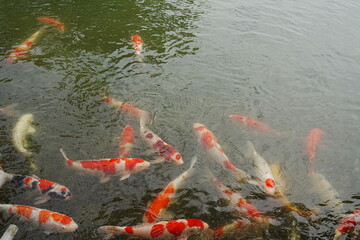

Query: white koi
[{"left": 12, "top": 113, "right": 35, "bottom": 157}]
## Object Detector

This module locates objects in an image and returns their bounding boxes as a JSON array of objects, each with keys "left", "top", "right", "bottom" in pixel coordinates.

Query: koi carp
[
  {"left": 12, "top": 113, "right": 35, "bottom": 159},
  {"left": 118, "top": 125, "right": 135, "bottom": 158},
  {"left": 305, "top": 128, "right": 323, "bottom": 170},
  {"left": 0, "top": 224, "right": 18, "bottom": 240},
  {"left": 0, "top": 204, "right": 78, "bottom": 234},
  {"left": 140, "top": 126, "right": 183, "bottom": 165},
  {"left": 104, "top": 96, "right": 151, "bottom": 127},
  {"left": 98, "top": 218, "right": 209, "bottom": 240},
  {"left": 212, "top": 219, "right": 252, "bottom": 239},
  {"left": 143, "top": 156, "right": 197, "bottom": 223},
  {"left": 193, "top": 123, "right": 248, "bottom": 183},
  {"left": 333, "top": 208, "right": 360, "bottom": 240},
  {"left": 209, "top": 170, "right": 273, "bottom": 226},
  {"left": 0, "top": 169, "right": 72, "bottom": 204},
  {"left": 244, "top": 141, "right": 277, "bottom": 196},
  {"left": 131, "top": 35, "right": 143, "bottom": 55},
  {"left": 6, "top": 17, "right": 64, "bottom": 64},
  {"left": 229, "top": 114, "right": 280, "bottom": 134},
  {"left": 60, "top": 148, "right": 150, "bottom": 183}
]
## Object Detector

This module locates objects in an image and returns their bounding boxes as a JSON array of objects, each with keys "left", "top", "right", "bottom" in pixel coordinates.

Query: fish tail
[
  {"left": 97, "top": 226, "right": 124, "bottom": 239},
  {"left": 244, "top": 141, "right": 256, "bottom": 159},
  {"left": 0, "top": 170, "right": 11, "bottom": 188},
  {"left": 0, "top": 103, "right": 19, "bottom": 116},
  {"left": 59, "top": 148, "right": 73, "bottom": 166}
]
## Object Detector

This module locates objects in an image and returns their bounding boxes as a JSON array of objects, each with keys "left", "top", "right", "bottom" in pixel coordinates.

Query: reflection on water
[{"left": 1, "top": 0, "right": 360, "bottom": 239}]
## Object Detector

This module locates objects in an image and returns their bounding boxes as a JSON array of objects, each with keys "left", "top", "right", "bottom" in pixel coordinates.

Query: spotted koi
[
  {"left": 131, "top": 35, "right": 143, "bottom": 55},
  {"left": 118, "top": 125, "right": 135, "bottom": 158},
  {"left": 193, "top": 123, "right": 248, "bottom": 182},
  {"left": 0, "top": 169, "right": 72, "bottom": 204},
  {"left": 140, "top": 126, "right": 183, "bottom": 165},
  {"left": 212, "top": 219, "right": 252, "bottom": 239},
  {"left": 229, "top": 114, "right": 280, "bottom": 134},
  {"left": 98, "top": 219, "right": 208, "bottom": 240},
  {"left": 333, "top": 208, "right": 360, "bottom": 240},
  {"left": 305, "top": 128, "right": 323, "bottom": 171},
  {"left": 104, "top": 96, "right": 151, "bottom": 127},
  {"left": 60, "top": 148, "right": 150, "bottom": 183},
  {"left": 143, "top": 156, "right": 197, "bottom": 223},
  {"left": 0, "top": 204, "right": 78, "bottom": 234},
  {"left": 244, "top": 141, "right": 277, "bottom": 196}
]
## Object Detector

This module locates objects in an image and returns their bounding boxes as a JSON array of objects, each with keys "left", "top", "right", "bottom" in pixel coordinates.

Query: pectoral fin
[
  {"left": 244, "top": 141, "right": 256, "bottom": 160},
  {"left": 34, "top": 195, "right": 50, "bottom": 205},
  {"left": 99, "top": 176, "right": 111, "bottom": 183},
  {"left": 27, "top": 126, "right": 36, "bottom": 134},
  {"left": 119, "top": 173, "right": 130, "bottom": 181},
  {"left": 150, "top": 157, "right": 165, "bottom": 164}
]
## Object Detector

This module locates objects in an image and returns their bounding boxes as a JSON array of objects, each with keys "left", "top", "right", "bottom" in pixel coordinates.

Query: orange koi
[
  {"left": 305, "top": 128, "right": 323, "bottom": 170},
  {"left": 37, "top": 17, "right": 65, "bottom": 33},
  {"left": 229, "top": 114, "right": 280, "bottom": 134},
  {"left": 143, "top": 157, "right": 196, "bottom": 223},
  {"left": 0, "top": 204, "right": 78, "bottom": 234},
  {"left": 118, "top": 125, "right": 135, "bottom": 158}
]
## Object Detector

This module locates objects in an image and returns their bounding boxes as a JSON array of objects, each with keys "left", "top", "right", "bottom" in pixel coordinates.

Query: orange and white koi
[
  {"left": 244, "top": 141, "right": 277, "bottom": 196},
  {"left": 118, "top": 125, "right": 135, "bottom": 158},
  {"left": 0, "top": 204, "right": 78, "bottom": 234},
  {"left": 60, "top": 148, "right": 150, "bottom": 183},
  {"left": 104, "top": 96, "right": 151, "bottom": 127},
  {"left": 98, "top": 219, "right": 208, "bottom": 240},
  {"left": 208, "top": 171, "right": 273, "bottom": 226},
  {"left": 0, "top": 169, "right": 72, "bottom": 204},
  {"left": 143, "top": 156, "right": 197, "bottom": 223},
  {"left": 6, "top": 17, "right": 64, "bottom": 64},
  {"left": 193, "top": 123, "right": 248, "bottom": 182},
  {"left": 140, "top": 126, "right": 183, "bottom": 165},
  {"left": 333, "top": 208, "right": 360, "bottom": 240},
  {"left": 131, "top": 35, "right": 143, "bottom": 55},
  {"left": 229, "top": 114, "right": 280, "bottom": 134},
  {"left": 305, "top": 128, "right": 323, "bottom": 170},
  {"left": 212, "top": 219, "right": 252, "bottom": 239}
]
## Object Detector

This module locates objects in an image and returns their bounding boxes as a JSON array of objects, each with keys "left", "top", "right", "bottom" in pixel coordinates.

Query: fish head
[
  {"left": 229, "top": 114, "right": 246, "bottom": 123},
  {"left": 59, "top": 220, "right": 78, "bottom": 232},
  {"left": 133, "top": 160, "right": 151, "bottom": 173},
  {"left": 170, "top": 153, "right": 184, "bottom": 165},
  {"left": 261, "top": 178, "right": 276, "bottom": 196},
  {"left": 48, "top": 186, "right": 72, "bottom": 200}
]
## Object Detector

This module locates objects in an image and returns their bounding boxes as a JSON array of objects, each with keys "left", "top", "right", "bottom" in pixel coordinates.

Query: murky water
[{"left": 1, "top": 0, "right": 360, "bottom": 239}]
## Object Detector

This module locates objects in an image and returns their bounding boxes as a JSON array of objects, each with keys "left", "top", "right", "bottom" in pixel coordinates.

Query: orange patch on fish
[{"left": 16, "top": 205, "right": 33, "bottom": 219}]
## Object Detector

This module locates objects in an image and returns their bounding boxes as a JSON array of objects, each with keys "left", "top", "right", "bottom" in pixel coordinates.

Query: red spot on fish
[
  {"left": 16, "top": 205, "right": 33, "bottom": 219},
  {"left": 186, "top": 219, "right": 204, "bottom": 228},
  {"left": 150, "top": 224, "right": 165, "bottom": 238},
  {"left": 51, "top": 212, "right": 72, "bottom": 225},
  {"left": 67, "top": 160, "right": 74, "bottom": 166},
  {"left": 125, "top": 158, "right": 145, "bottom": 171},
  {"left": 61, "top": 188, "right": 66, "bottom": 192},
  {"left": 223, "top": 160, "right": 237, "bottom": 170},
  {"left": 24, "top": 177, "right": 32, "bottom": 185},
  {"left": 237, "top": 199, "right": 260, "bottom": 218},
  {"left": 223, "top": 189, "right": 233, "bottom": 197},
  {"left": 175, "top": 154, "right": 181, "bottom": 160},
  {"left": 146, "top": 133, "right": 153, "bottom": 139},
  {"left": 337, "top": 216, "right": 356, "bottom": 233},
  {"left": 213, "top": 226, "right": 224, "bottom": 238},
  {"left": 120, "top": 102, "right": 141, "bottom": 118},
  {"left": 25, "top": 41, "right": 33, "bottom": 47},
  {"left": 39, "top": 210, "right": 51, "bottom": 225},
  {"left": 39, "top": 179, "right": 54, "bottom": 191},
  {"left": 103, "top": 97, "right": 113, "bottom": 103},
  {"left": 265, "top": 178, "right": 275, "bottom": 188},
  {"left": 166, "top": 220, "right": 186, "bottom": 237},
  {"left": 131, "top": 35, "right": 143, "bottom": 44},
  {"left": 80, "top": 159, "right": 119, "bottom": 175},
  {"left": 120, "top": 126, "right": 135, "bottom": 144},
  {"left": 14, "top": 48, "right": 26, "bottom": 56},
  {"left": 194, "top": 125, "right": 207, "bottom": 131},
  {"left": 201, "top": 132, "right": 215, "bottom": 149},
  {"left": 124, "top": 226, "right": 134, "bottom": 234}
]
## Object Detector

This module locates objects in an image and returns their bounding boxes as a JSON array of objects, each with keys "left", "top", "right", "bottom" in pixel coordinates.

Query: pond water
[{"left": 1, "top": 0, "right": 360, "bottom": 239}]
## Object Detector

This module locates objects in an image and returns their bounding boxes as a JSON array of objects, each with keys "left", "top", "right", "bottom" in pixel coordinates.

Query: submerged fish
[
  {"left": 131, "top": 35, "right": 143, "bottom": 55},
  {"left": 212, "top": 219, "right": 252, "bottom": 239},
  {"left": 0, "top": 204, "right": 78, "bottom": 234},
  {"left": 12, "top": 113, "right": 35, "bottom": 158},
  {"left": 60, "top": 148, "right": 150, "bottom": 183},
  {"left": 98, "top": 219, "right": 208, "bottom": 240},
  {"left": 333, "top": 208, "right": 360, "bottom": 240},
  {"left": 193, "top": 123, "right": 248, "bottom": 183},
  {"left": 140, "top": 126, "right": 183, "bottom": 165},
  {"left": 0, "top": 224, "right": 18, "bottom": 240},
  {"left": 104, "top": 96, "right": 151, "bottom": 127},
  {"left": 6, "top": 17, "right": 64, "bottom": 64},
  {"left": 229, "top": 114, "right": 280, "bottom": 134},
  {"left": 143, "top": 156, "right": 197, "bottom": 223},
  {"left": 244, "top": 141, "right": 277, "bottom": 196},
  {"left": 118, "top": 125, "right": 135, "bottom": 158},
  {"left": 0, "top": 169, "right": 72, "bottom": 204},
  {"left": 0, "top": 103, "right": 19, "bottom": 117},
  {"left": 305, "top": 128, "right": 323, "bottom": 170}
]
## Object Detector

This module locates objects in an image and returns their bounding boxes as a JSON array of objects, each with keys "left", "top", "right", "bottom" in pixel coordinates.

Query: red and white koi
[
  {"left": 193, "top": 123, "right": 248, "bottom": 182},
  {"left": 212, "top": 219, "right": 252, "bottom": 239},
  {"left": 131, "top": 35, "right": 143, "bottom": 55},
  {"left": 210, "top": 175, "right": 273, "bottom": 226},
  {"left": 104, "top": 96, "right": 151, "bottom": 127},
  {"left": 118, "top": 125, "right": 135, "bottom": 158},
  {"left": 60, "top": 148, "right": 150, "bottom": 183},
  {"left": 0, "top": 169, "right": 72, "bottom": 204},
  {"left": 244, "top": 141, "right": 277, "bottom": 196},
  {"left": 305, "top": 128, "right": 323, "bottom": 170},
  {"left": 140, "top": 126, "right": 183, "bottom": 165},
  {"left": 98, "top": 219, "right": 209, "bottom": 240},
  {"left": 333, "top": 208, "right": 360, "bottom": 240},
  {"left": 143, "top": 156, "right": 197, "bottom": 223},
  {"left": 6, "top": 17, "right": 64, "bottom": 64},
  {"left": 229, "top": 114, "right": 280, "bottom": 134},
  {"left": 0, "top": 204, "right": 78, "bottom": 234}
]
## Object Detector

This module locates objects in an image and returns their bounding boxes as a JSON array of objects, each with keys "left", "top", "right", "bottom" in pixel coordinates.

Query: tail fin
[
  {"left": 37, "top": 17, "right": 65, "bottom": 33},
  {"left": 59, "top": 148, "right": 74, "bottom": 166},
  {"left": 185, "top": 156, "right": 197, "bottom": 177},
  {"left": 0, "top": 170, "right": 11, "bottom": 188},
  {"left": 97, "top": 226, "right": 124, "bottom": 240}
]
